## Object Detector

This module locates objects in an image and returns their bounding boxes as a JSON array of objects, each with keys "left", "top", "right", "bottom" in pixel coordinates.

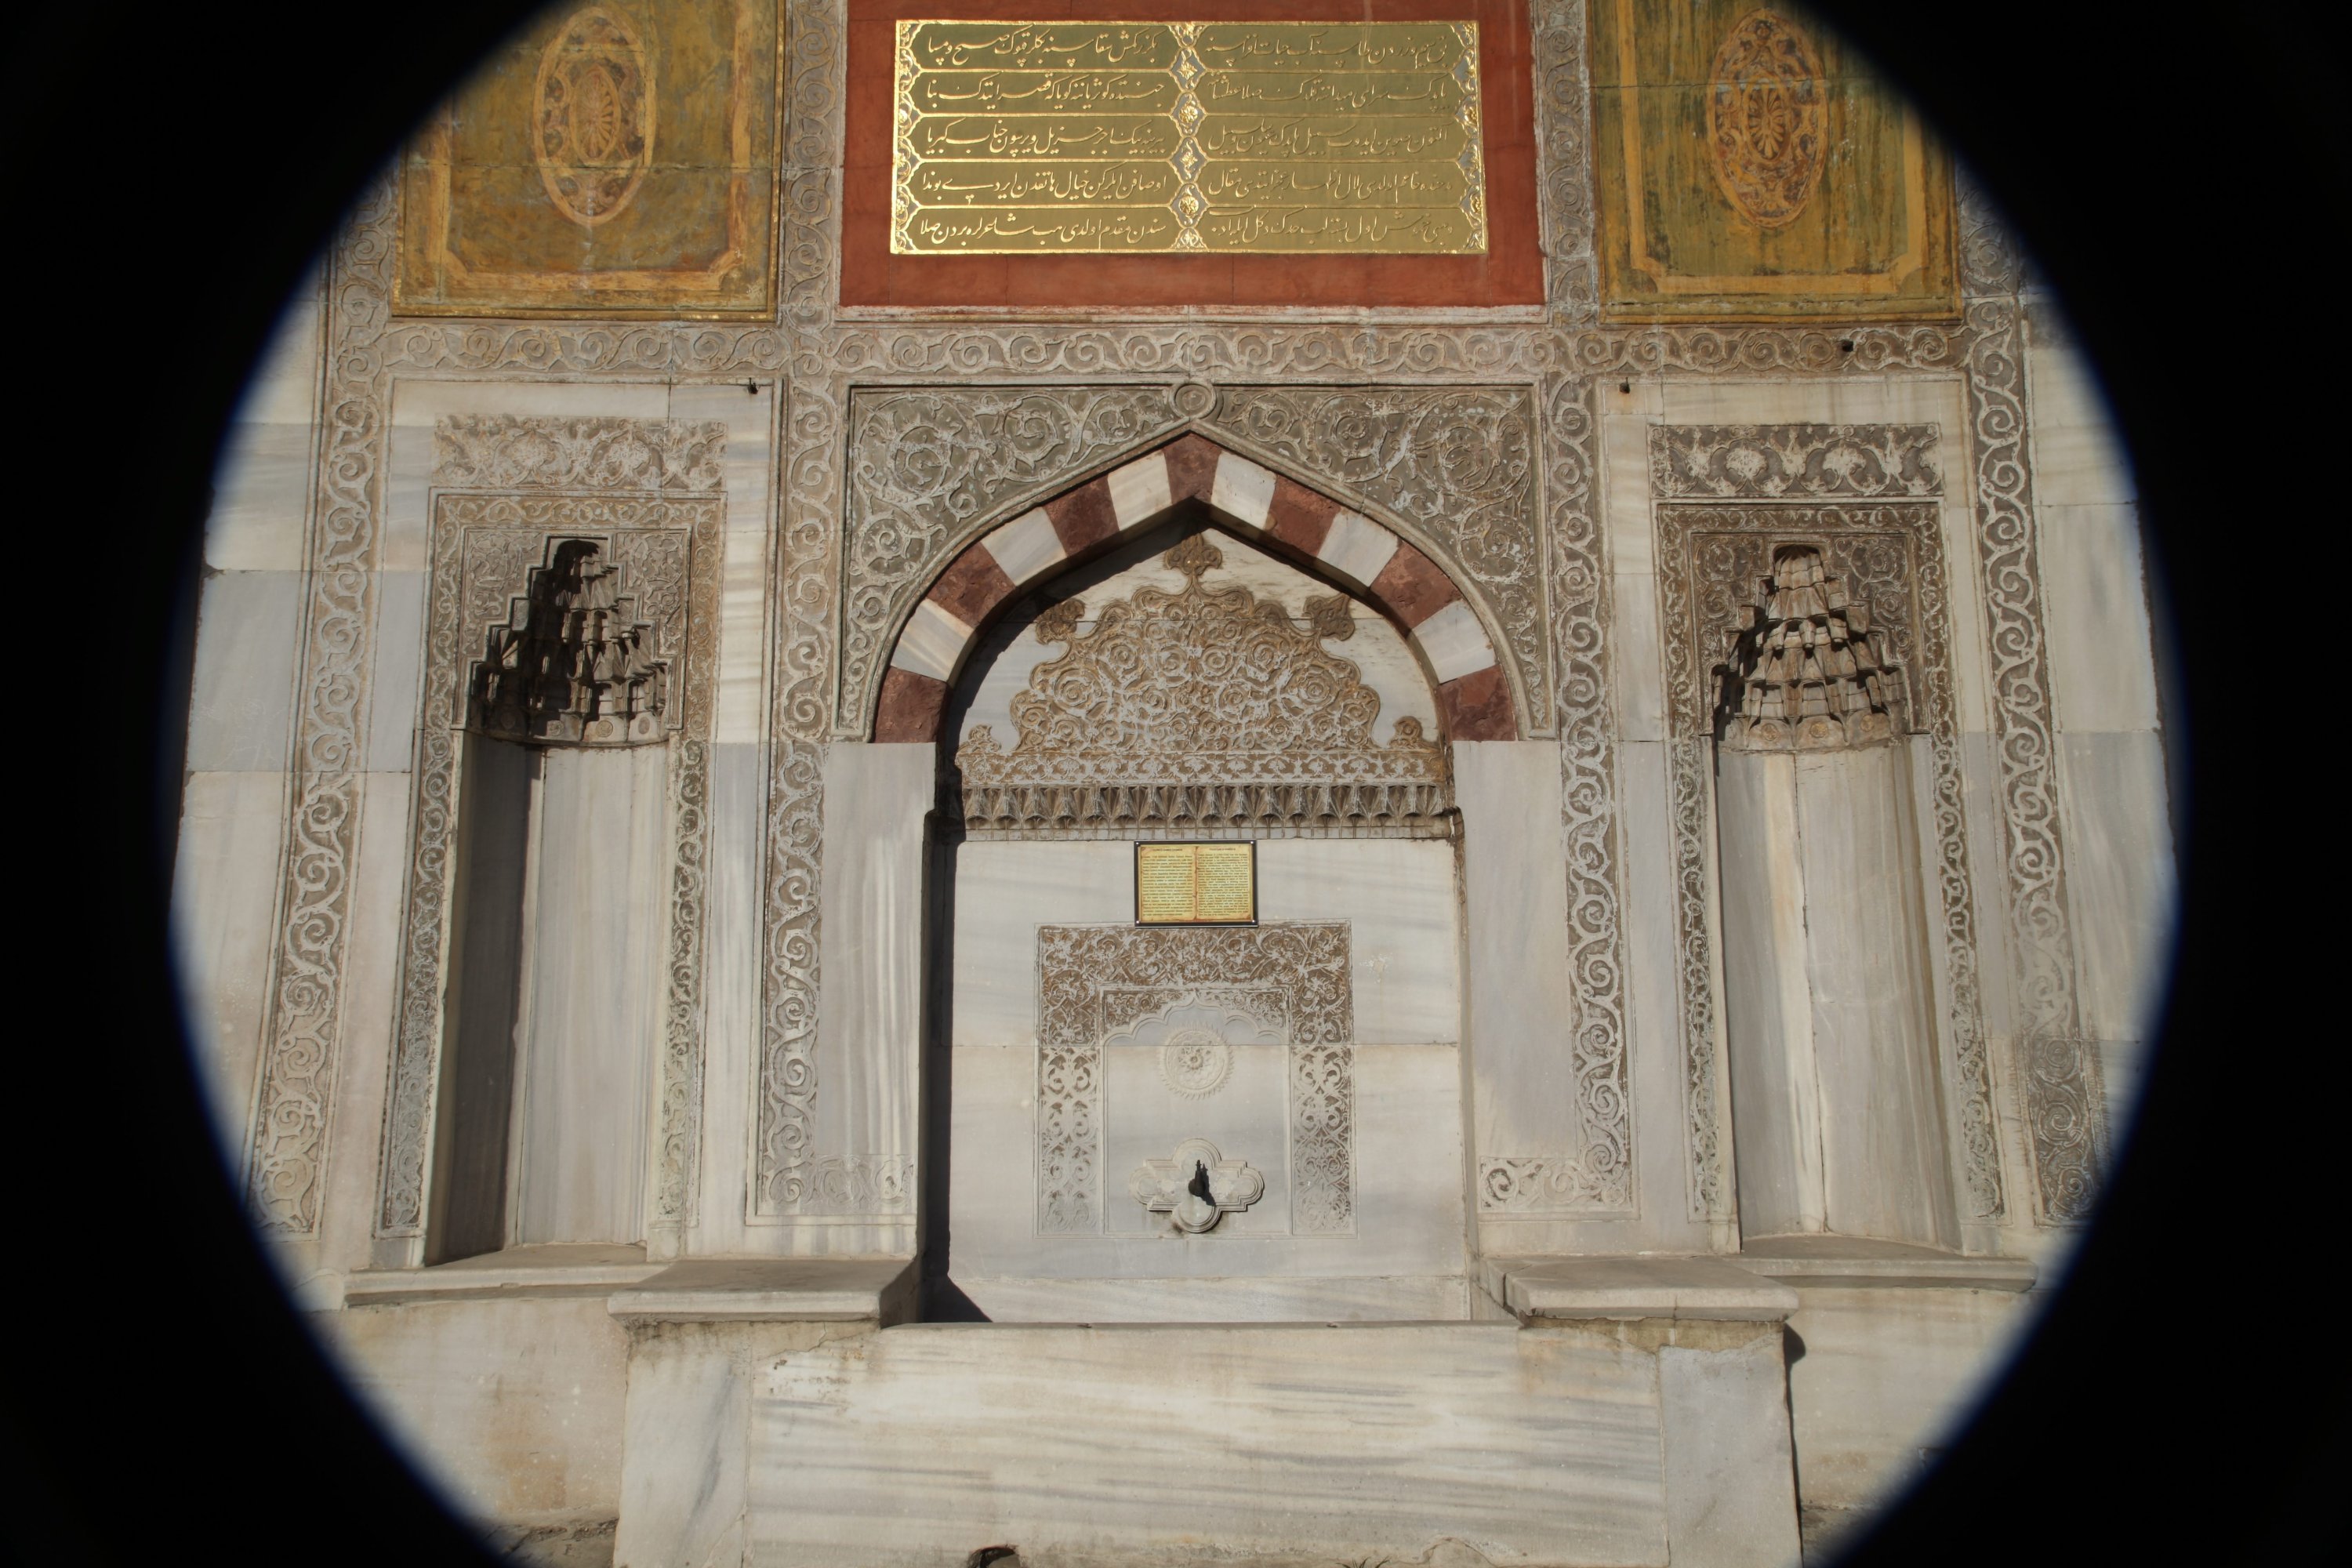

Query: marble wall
[
  {"left": 165, "top": 3, "right": 2176, "bottom": 1558},
  {"left": 174, "top": 273, "right": 323, "bottom": 1188}
]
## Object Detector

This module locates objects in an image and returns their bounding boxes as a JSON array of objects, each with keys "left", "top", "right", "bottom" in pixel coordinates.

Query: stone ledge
[
  {"left": 605, "top": 1258, "right": 917, "bottom": 1324},
  {"left": 1736, "top": 1241, "right": 2038, "bottom": 1293},
  {"left": 345, "top": 1244, "right": 662, "bottom": 1306},
  {"left": 1482, "top": 1255, "right": 1802, "bottom": 1323}
]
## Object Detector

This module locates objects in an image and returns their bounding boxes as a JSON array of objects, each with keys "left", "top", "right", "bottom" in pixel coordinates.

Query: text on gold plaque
[
  {"left": 893, "top": 20, "right": 1488, "bottom": 255},
  {"left": 1135, "top": 843, "right": 1258, "bottom": 924}
]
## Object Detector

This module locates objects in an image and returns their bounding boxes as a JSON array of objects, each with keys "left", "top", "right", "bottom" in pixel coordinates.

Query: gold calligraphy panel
[
  {"left": 892, "top": 20, "right": 1488, "bottom": 254},
  {"left": 1135, "top": 844, "right": 1258, "bottom": 925},
  {"left": 395, "top": 0, "right": 780, "bottom": 318}
]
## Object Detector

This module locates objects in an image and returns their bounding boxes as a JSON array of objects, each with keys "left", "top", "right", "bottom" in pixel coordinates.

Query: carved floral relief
[
  {"left": 1036, "top": 925, "right": 1355, "bottom": 1239},
  {"left": 957, "top": 533, "right": 1450, "bottom": 836}
]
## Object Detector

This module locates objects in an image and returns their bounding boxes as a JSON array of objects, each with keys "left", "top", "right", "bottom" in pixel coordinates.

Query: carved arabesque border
[
  {"left": 1475, "top": 372, "right": 1632, "bottom": 1214},
  {"left": 1533, "top": 0, "right": 1599, "bottom": 323},
  {"left": 833, "top": 382, "right": 1555, "bottom": 744},
  {"left": 1652, "top": 491, "right": 2005, "bottom": 1225},
  {"left": 243, "top": 2, "right": 2093, "bottom": 1247},
  {"left": 1035, "top": 924, "right": 1355, "bottom": 1238},
  {"left": 1957, "top": 175, "right": 2104, "bottom": 1222},
  {"left": 372, "top": 452, "right": 723, "bottom": 1241}
]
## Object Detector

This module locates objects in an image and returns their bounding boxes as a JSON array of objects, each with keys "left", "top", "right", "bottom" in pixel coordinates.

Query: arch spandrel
[{"left": 852, "top": 420, "right": 1537, "bottom": 746}]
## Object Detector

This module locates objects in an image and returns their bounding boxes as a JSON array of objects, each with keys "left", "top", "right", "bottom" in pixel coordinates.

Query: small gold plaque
[
  {"left": 892, "top": 20, "right": 1487, "bottom": 255},
  {"left": 1135, "top": 843, "right": 1258, "bottom": 925}
]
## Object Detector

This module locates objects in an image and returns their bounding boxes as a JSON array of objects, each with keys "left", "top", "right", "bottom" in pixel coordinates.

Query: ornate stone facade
[
  {"left": 230, "top": 0, "right": 2105, "bottom": 1256},
  {"left": 175, "top": 5, "right": 2177, "bottom": 1563}
]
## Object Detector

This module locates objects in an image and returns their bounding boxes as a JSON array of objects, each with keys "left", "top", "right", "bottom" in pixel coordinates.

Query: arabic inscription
[{"left": 892, "top": 20, "right": 1490, "bottom": 254}]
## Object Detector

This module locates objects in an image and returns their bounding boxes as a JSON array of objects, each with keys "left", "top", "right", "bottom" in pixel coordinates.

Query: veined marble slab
[
  {"left": 954, "top": 1272, "right": 1479, "bottom": 1323},
  {"left": 747, "top": 1322, "right": 1668, "bottom": 1568}
]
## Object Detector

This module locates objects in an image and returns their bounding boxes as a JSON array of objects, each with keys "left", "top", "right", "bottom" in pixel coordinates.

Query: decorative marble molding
[
  {"left": 1955, "top": 165, "right": 2027, "bottom": 301},
  {"left": 372, "top": 453, "right": 722, "bottom": 1243},
  {"left": 957, "top": 533, "right": 1451, "bottom": 836},
  {"left": 1036, "top": 927, "right": 1355, "bottom": 1238},
  {"left": 1478, "top": 374, "right": 1635, "bottom": 1215},
  {"left": 1532, "top": 0, "right": 1601, "bottom": 323},
  {"left": 1650, "top": 424, "right": 1943, "bottom": 500},
  {"left": 241, "top": 172, "right": 404, "bottom": 1237},
  {"left": 1951, "top": 168, "right": 2103, "bottom": 1223},
  {"left": 1653, "top": 496, "right": 2005, "bottom": 1226},
  {"left": 1961, "top": 292, "right": 2104, "bottom": 1223},
  {"left": 433, "top": 416, "right": 726, "bottom": 493}
]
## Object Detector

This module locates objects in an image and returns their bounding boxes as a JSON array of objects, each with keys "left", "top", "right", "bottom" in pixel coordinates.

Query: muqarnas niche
[
  {"left": 431, "top": 539, "right": 678, "bottom": 1261},
  {"left": 1713, "top": 546, "right": 1958, "bottom": 1249}
]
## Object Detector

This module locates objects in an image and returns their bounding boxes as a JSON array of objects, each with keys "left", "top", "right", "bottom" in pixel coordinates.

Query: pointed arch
[{"left": 869, "top": 432, "right": 1520, "bottom": 742}]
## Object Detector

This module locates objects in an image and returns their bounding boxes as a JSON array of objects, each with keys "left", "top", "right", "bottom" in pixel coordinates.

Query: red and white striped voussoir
[{"left": 873, "top": 434, "right": 1515, "bottom": 743}]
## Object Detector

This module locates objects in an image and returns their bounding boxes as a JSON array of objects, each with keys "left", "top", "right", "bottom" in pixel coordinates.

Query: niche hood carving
[{"left": 956, "top": 534, "right": 1452, "bottom": 836}]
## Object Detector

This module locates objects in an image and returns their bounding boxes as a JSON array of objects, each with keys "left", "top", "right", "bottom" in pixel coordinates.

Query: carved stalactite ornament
[
  {"left": 1716, "top": 546, "right": 1904, "bottom": 750},
  {"left": 956, "top": 534, "right": 1451, "bottom": 836},
  {"left": 468, "top": 539, "right": 670, "bottom": 746}
]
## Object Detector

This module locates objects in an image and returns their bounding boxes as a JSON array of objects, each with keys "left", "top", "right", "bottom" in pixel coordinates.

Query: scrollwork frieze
[
  {"left": 1962, "top": 295, "right": 2103, "bottom": 1223},
  {"left": 1650, "top": 424, "right": 1943, "bottom": 500},
  {"left": 1478, "top": 373, "right": 1634, "bottom": 1215},
  {"left": 358, "top": 318, "right": 1976, "bottom": 390},
  {"left": 434, "top": 415, "right": 727, "bottom": 492}
]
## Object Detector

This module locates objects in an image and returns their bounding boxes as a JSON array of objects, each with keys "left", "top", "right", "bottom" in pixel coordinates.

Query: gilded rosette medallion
[
  {"left": 534, "top": 5, "right": 657, "bottom": 227},
  {"left": 395, "top": 0, "right": 779, "bottom": 318},
  {"left": 1704, "top": 10, "right": 1824, "bottom": 230}
]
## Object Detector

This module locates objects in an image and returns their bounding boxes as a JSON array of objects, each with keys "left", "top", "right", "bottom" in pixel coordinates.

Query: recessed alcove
[
  {"left": 424, "top": 537, "right": 681, "bottom": 1265},
  {"left": 928, "top": 515, "right": 1479, "bottom": 1322}
]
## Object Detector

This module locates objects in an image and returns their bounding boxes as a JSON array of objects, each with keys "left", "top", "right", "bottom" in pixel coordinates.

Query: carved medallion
[
  {"left": 1704, "top": 10, "right": 1825, "bottom": 231},
  {"left": 1158, "top": 1029, "right": 1235, "bottom": 1098},
  {"left": 534, "top": 5, "right": 655, "bottom": 227}
]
